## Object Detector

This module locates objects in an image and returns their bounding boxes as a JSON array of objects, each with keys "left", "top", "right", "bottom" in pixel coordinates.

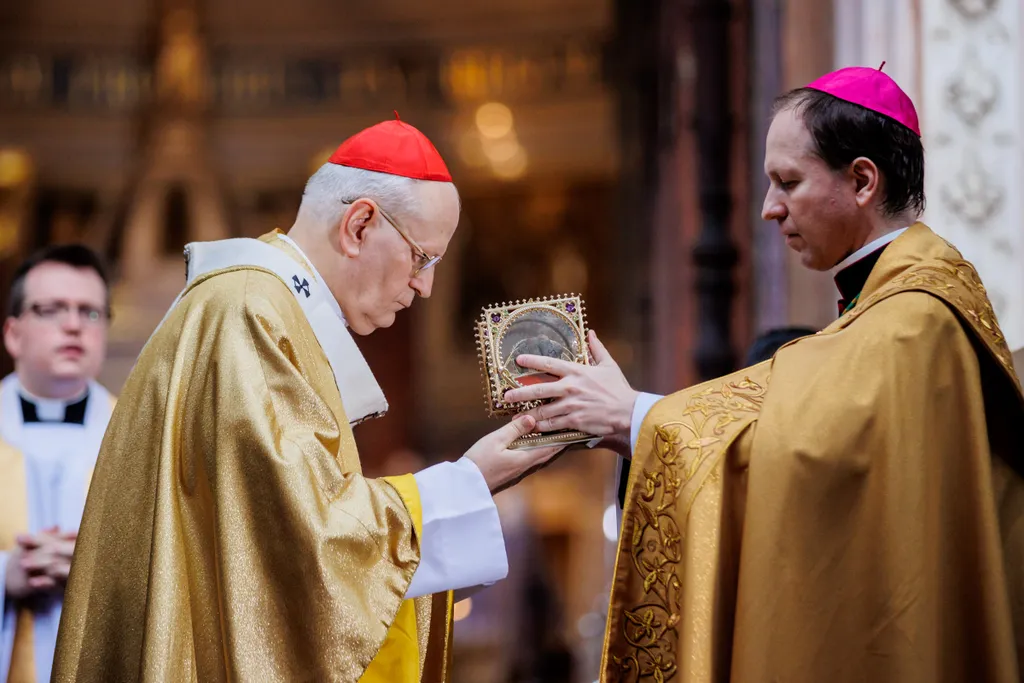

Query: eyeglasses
[
  {"left": 23, "top": 301, "right": 109, "bottom": 325},
  {"left": 341, "top": 199, "right": 442, "bottom": 276}
]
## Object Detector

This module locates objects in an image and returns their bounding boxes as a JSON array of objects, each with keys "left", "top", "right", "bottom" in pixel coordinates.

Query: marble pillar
[
  {"left": 833, "top": 0, "right": 921, "bottom": 104},
  {"left": 922, "top": 0, "right": 1023, "bottom": 350},
  {"left": 831, "top": 0, "right": 1023, "bottom": 350}
]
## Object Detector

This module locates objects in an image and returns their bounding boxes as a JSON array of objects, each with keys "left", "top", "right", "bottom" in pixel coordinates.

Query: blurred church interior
[{"left": 6, "top": 0, "right": 1015, "bottom": 679}]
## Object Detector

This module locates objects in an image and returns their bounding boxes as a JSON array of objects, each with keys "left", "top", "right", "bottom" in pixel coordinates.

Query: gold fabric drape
[
  {"left": 53, "top": 235, "right": 450, "bottom": 681},
  {"left": 0, "top": 441, "right": 36, "bottom": 683},
  {"left": 603, "top": 223, "right": 1024, "bottom": 682}
]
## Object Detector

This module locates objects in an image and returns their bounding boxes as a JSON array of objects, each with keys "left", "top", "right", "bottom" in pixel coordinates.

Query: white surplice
[{"left": 0, "top": 375, "right": 114, "bottom": 683}]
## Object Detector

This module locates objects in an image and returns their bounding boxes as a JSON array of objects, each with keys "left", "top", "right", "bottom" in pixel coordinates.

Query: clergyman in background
[{"left": 0, "top": 245, "right": 115, "bottom": 683}]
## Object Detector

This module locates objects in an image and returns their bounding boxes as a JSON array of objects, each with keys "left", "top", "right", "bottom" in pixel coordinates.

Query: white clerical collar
[
  {"left": 832, "top": 227, "right": 908, "bottom": 275},
  {"left": 16, "top": 380, "right": 87, "bottom": 421},
  {"left": 274, "top": 232, "right": 348, "bottom": 327},
  {"left": 178, "top": 235, "right": 388, "bottom": 424}
]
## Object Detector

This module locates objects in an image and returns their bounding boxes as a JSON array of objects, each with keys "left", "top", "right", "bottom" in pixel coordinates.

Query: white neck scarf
[{"left": 154, "top": 235, "right": 388, "bottom": 425}]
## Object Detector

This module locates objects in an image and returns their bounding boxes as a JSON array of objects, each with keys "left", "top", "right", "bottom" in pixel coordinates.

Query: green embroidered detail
[{"left": 842, "top": 292, "right": 861, "bottom": 315}]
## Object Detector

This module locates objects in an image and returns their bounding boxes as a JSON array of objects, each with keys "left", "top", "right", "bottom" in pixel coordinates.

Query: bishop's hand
[{"left": 503, "top": 330, "right": 637, "bottom": 457}]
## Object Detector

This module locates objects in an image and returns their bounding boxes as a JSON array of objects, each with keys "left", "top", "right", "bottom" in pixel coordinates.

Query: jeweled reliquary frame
[{"left": 476, "top": 294, "right": 597, "bottom": 449}]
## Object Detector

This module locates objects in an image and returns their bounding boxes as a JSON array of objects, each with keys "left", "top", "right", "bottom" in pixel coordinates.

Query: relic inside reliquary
[{"left": 476, "top": 294, "right": 598, "bottom": 449}]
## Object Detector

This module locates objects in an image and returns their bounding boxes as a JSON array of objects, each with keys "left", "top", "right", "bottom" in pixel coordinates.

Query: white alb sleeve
[
  {"left": 405, "top": 458, "right": 508, "bottom": 598},
  {"left": 630, "top": 392, "right": 664, "bottom": 453}
]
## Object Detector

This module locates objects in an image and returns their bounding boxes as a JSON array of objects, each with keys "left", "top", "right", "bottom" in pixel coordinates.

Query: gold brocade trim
[
  {"left": 839, "top": 255, "right": 1021, "bottom": 392},
  {"left": 608, "top": 375, "right": 766, "bottom": 682}
]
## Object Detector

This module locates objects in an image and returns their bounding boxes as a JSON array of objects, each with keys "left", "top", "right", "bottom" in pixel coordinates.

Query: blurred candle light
[
  {"left": 0, "top": 149, "right": 32, "bottom": 188},
  {"left": 453, "top": 598, "right": 473, "bottom": 622},
  {"left": 491, "top": 149, "right": 528, "bottom": 180},
  {"left": 462, "top": 101, "right": 528, "bottom": 180},
  {"left": 603, "top": 504, "right": 618, "bottom": 542},
  {"left": 481, "top": 136, "right": 521, "bottom": 164},
  {"left": 474, "top": 102, "right": 514, "bottom": 139}
]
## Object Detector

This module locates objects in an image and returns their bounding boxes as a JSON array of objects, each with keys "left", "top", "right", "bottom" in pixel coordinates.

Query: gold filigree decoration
[
  {"left": 476, "top": 293, "right": 589, "bottom": 418},
  {"left": 610, "top": 376, "right": 766, "bottom": 682},
  {"left": 475, "top": 293, "right": 595, "bottom": 449}
]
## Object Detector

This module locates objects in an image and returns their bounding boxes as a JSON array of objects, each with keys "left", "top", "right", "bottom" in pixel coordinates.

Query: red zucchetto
[{"left": 328, "top": 112, "right": 453, "bottom": 182}]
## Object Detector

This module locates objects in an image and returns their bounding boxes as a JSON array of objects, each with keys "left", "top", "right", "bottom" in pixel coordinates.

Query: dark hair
[
  {"left": 745, "top": 326, "right": 818, "bottom": 365},
  {"left": 772, "top": 88, "right": 925, "bottom": 218},
  {"left": 7, "top": 244, "right": 111, "bottom": 318}
]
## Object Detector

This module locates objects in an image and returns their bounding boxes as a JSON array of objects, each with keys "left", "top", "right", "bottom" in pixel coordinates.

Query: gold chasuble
[
  {"left": 53, "top": 232, "right": 452, "bottom": 682},
  {"left": 603, "top": 223, "right": 1024, "bottom": 682}
]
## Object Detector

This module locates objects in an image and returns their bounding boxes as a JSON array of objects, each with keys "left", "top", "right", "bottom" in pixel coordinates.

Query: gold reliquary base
[
  {"left": 476, "top": 293, "right": 598, "bottom": 451},
  {"left": 510, "top": 429, "right": 597, "bottom": 450}
]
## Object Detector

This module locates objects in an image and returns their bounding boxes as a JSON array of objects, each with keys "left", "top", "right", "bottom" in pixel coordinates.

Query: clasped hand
[
  {"left": 503, "top": 330, "right": 638, "bottom": 458},
  {"left": 4, "top": 526, "right": 77, "bottom": 600},
  {"left": 464, "top": 414, "right": 567, "bottom": 494}
]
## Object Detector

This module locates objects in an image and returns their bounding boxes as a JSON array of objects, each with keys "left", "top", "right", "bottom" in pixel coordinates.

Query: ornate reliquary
[{"left": 476, "top": 294, "right": 598, "bottom": 449}]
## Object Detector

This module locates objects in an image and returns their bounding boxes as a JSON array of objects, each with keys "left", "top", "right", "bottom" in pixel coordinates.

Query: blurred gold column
[
  {"left": 0, "top": 149, "right": 34, "bottom": 261},
  {"left": 0, "top": 148, "right": 36, "bottom": 376}
]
